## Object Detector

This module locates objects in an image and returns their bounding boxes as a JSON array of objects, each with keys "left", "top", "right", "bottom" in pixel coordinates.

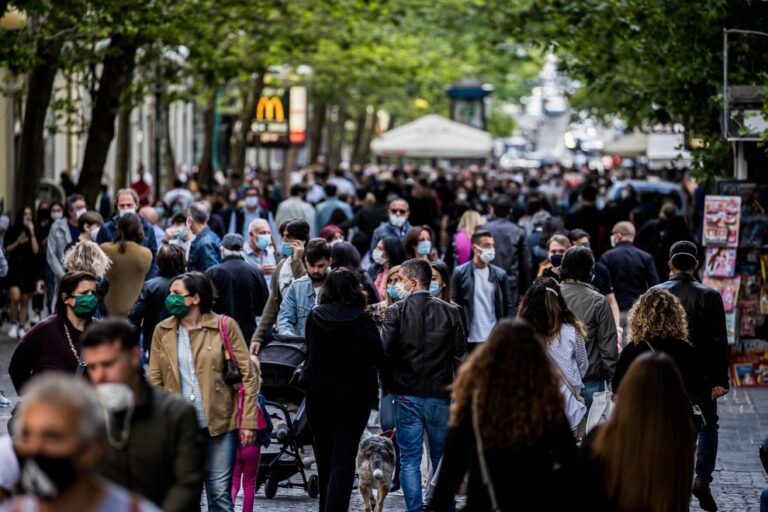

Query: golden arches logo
[{"left": 256, "top": 96, "right": 285, "bottom": 122}]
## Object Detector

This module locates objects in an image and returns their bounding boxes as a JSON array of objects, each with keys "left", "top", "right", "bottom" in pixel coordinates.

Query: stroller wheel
[
  {"left": 308, "top": 474, "right": 320, "bottom": 498},
  {"left": 265, "top": 477, "right": 279, "bottom": 499}
]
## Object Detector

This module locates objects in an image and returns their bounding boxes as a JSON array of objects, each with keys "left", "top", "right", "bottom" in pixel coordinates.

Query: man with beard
[
  {"left": 8, "top": 373, "right": 159, "bottom": 511},
  {"left": 277, "top": 238, "right": 331, "bottom": 337}
]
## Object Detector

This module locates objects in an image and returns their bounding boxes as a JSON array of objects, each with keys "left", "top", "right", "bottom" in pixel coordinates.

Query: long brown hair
[
  {"left": 451, "top": 319, "right": 565, "bottom": 449},
  {"left": 628, "top": 288, "right": 689, "bottom": 344},
  {"left": 591, "top": 353, "right": 696, "bottom": 512},
  {"left": 517, "top": 277, "right": 585, "bottom": 340}
]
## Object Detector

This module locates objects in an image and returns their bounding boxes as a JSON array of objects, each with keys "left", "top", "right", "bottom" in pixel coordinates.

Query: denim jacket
[
  {"left": 277, "top": 275, "right": 317, "bottom": 337},
  {"left": 188, "top": 226, "right": 222, "bottom": 272}
]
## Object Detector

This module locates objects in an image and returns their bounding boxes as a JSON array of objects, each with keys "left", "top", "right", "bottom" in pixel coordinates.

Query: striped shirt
[{"left": 177, "top": 326, "right": 207, "bottom": 428}]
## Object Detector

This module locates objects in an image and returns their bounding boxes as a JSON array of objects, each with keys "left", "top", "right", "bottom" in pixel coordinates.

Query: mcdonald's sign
[
  {"left": 256, "top": 96, "right": 285, "bottom": 122},
  {"left": 251, "top": 89, "right": 289, "bottom": 147}
]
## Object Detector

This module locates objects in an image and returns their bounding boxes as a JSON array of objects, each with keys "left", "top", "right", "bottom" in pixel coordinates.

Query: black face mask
[{"left": 19, "top": 453, "right": 79, "bottom": 500}]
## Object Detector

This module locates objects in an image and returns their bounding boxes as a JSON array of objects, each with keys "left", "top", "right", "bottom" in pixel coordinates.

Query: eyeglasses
[{"left": 390, "top": 209, "right": 407, "bottom": 215}]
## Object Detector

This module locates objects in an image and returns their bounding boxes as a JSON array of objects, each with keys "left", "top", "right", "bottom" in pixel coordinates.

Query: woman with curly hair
[
  {"left": 587, "top": 353, "right": 696, "bottom": 512},
  {"left": 612, "top": 288, "right": 701, "bottom": 400},
  {"left": 431, "top": 319, "right": 585, "bottom": 511},
  {"left": 518, "top": 277, "right": 588, "bottom": 434}
]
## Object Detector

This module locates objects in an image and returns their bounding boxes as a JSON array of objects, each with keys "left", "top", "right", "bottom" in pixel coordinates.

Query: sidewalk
[{"left": 1, "top": 329, "right": 767, "bottom": 511}]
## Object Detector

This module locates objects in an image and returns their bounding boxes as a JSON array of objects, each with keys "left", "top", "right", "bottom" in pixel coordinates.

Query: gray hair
[
  {"left": 14, "top": 373, "right": 105, "bottom": 444},
  {"left": 221, "top": 248, "right": 245, "bottom": 259},
  {"left": 115, "top": 188, "right": 140, "bottom": 207},
  {"left": 188, "top": 201, "right": 210, "bottom": 225},
  {"left": 248, "top": 218, "right": 269, "bottom": 234}
]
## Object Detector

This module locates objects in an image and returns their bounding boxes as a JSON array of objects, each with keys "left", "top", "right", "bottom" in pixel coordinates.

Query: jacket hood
[{"left": 312, "top": 303, "right": 367, "bottom": 327}]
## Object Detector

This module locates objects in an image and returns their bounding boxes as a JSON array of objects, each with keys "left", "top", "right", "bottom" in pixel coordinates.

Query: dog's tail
[{"left": 372, "top": 456, "right": 384, "bottom": 480}]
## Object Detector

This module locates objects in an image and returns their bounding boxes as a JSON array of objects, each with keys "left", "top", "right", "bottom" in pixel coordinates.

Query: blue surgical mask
[
  {"left": 155, "top": 206, "right": 165, "bottom": 218},
  {"left": 387, "top": 285, "right": 400, "bottom": 300},
  {"left": 550, "top": 254, "right": 564, "bottom": 267},
  {"left": 479, "top": 193, "right": 489, "bottom": 203},
  {"left": 429, "top": 281, "right": 441, "bottom": 297},
  {"left": 282, "top": 243, "right": 294, "bottom": 257},
  {"left": 417, "top": 240, "right": 432, "bottom": 256},
  {"left": 577, "top": 241, "right": 591, "bottom": 249},
  {"left": 257, "top": 234, "right": 271, "bottom": 250}
]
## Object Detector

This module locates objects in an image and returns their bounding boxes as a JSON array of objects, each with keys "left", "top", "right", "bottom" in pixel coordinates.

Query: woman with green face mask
[
  {"left": 9, "top": 271, "right": 99, "bottom": 393},
  {"left": 148, "top": 271, "right": 260, "bottom": 511}
]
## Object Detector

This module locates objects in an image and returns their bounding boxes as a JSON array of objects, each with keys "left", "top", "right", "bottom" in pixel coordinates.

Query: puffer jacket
[
  {"left": 560, "top": 280, "right": 619, "bottom": 381},
  {"left": 654, "top": 273, "right": 730, "bottom": 389},
  {"left": 148, "top": 312, "right": 258, "bottom": 436},
  {"left": 381, "top": 291, "right": 467, "bottom": 398}
]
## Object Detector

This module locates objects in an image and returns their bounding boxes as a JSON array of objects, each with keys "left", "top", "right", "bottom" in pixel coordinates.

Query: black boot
[{"left": 692, "top": 478, "right": 718, "bottom": 511}]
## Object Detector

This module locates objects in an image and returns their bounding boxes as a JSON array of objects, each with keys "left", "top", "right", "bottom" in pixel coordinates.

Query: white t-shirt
[
  {"left": 468, "top": 266, "right": 497, "bottom": 343},
  {"left": 3, "top": 481, "right": 159, "bottom": 512}
]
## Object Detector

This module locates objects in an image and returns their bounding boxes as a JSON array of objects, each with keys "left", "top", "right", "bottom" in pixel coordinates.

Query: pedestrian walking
[
  {"left": 599, "top": 221, "right": 659, "bottom": 338},
  {"left": 207, "top": 234, "right": 269, "bottom": 343},
  {"left": 315, "top": 183, "right": 353, "bottom": 233},
  {"left": 371, "top": 265, "right": 403, "bottom": 326},
  {"left": 101, "top": 213, "right": 153, "bottom": 318},
  {"left": 245, "top": 218, "right": 277, "bottom": 288},
  {"left": 47, "top": 194, "right": 87, "bottom": 284},
  {"left": 128, "top": 244, "right": 187, "bottom": 355},
  {"left": 81, "top": 319, "right": 205, "bottom": 512},
  {"left": 450, "top": 229, "right": 512, "bottom": 351},
  {"left": 565, "top": 185, "right": 606, "bottom": 255},
  {"left": 654, "top": 240, "right": 729, "bottom": 511},
  {"left": 304, "top": 269, "right": 385, "bottom": 511},
  {"left": 369, "top": 235, "right": 407, "bottom": 301},
  {"left": 585, "top": 353, "right": 696, "bottom": 512},
  {"left": 404, "top": 225, "right": 437, "bottom": 261},
  {"left": 62, "top": 240, "right": 112, "bottom": 319},
  {"left": 5, "top": 207, "right": 40, "bottom": 338},
  {"left": 330, "top": 241, "right": 380, "bottom": 304},
  {"left": 148, "top": 272, "right": 259, "bottom": 512},
  {"left": 538, "top": 234, "right": 570, "bottom": 279},
  {"left": 483, "top": 194, "right": 533, "bottom": 310},
  {"left": 224, "top": 185, "right": 277, "bottom": 240},
  {"left": 250, "top": 219, "right": 309, "bottom": 354},
  {"left": 8, "top": 373, "right": 160, "bottom": 511},
  {"left": 277, "top": 238, "right": 331, "bottom": 337},
  {"left": 187, "top": 201, "right": 222, "bottom": 272},
  {"left": 432, "top": 319, "right": 585, "bottom": 511},
  {"left": 381, "top": 258, "right": 467, "bottom": 512},
  {"left": 340, "top": 185, "right": 389, "bottom": 243},
  {"left": 9, "top": 271, "right": 98, "bottom": 392},
  {"left": 518, "top": 277, "right": 588, "bottom": 435},
  {"left": 369, "top": 198, "right": 413, "bottom": 254},
  {"left": 453, "top": 210, "right": 484, "bottom": 266},
  {"left": 559, "top": 246, "right": 619, "bottom": 408},
  {"left": 275, "top": 185, "right": 317, "bottom": 237}
]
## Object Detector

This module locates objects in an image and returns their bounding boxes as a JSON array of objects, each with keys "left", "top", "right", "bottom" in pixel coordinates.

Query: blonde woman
[
  {"left": 612, "top": 288, "right": 702, "bottom": 400},
  {"left": 454, "top": 210, "right": 484, "bottom": 265},
  {"left": 371, "top": 265, "right": 402, "bottom": 326},
  {"left": 63, "top": 240, "right": 112, "bottom": 318}
]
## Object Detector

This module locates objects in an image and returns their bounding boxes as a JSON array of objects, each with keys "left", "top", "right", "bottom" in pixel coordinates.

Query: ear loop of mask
[{"left": 104, "top": 406, "right": 134, "bottom": 450}]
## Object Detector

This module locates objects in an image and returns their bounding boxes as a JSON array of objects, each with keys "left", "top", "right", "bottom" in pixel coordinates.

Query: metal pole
[
  {"left": 154, "top": 71, "right": 162, "bottom": 201},
  {"left": 722, "top": 29, "right": 728, "bottom": 139}
]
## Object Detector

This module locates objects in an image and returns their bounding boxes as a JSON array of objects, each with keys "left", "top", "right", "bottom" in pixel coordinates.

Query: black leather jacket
[
  {"left": 381, "top": 292, "right": 467, "bottom": 398},
  {"left": 450, "top": 261, "right": 513, "bottom": 331},
  {"left": 655, "top": 273, "right": 730, "bottom": 389}
]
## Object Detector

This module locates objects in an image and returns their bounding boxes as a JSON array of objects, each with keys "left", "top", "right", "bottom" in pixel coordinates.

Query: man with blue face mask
[
  {"left": 96, "top": 189, "right": 158, "bottom": 279},
  {"left": 245, "top": 218, "right": 277, "bottom": 290}
]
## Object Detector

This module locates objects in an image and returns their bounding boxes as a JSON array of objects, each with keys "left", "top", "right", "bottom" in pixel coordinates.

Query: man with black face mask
[
  {"left": 8, "top": 373, "right": 159, "bottom": 511},
  {"left": 277, "top": 238, "right": 331, "bottom": 337},
  {"left": 81, "top": 319, "right": 205, "bottom": 512}
]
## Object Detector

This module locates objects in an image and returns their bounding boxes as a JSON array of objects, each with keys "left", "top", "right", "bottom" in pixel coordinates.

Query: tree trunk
[
  {"left": 77, "top": 33, "right": 140, "bottom": 205},
  {"left": 360, "top": 108, "right": 379, "bottom": 164},
  {"left": 14, "top": 37, "right": 63, "bottom": 211},
  {"left": 308, "top": 100, "right": 326, "bottom": 165},
  {"left": 114, "top": 105, "right": 131, "bottom": 190},
  {"left": 162, "top": 100, "right": 176, "bottom": 189},
  {"left": 197, "top": 88, "right": 216, "bottom": 190},
  {"left": 350, "top": 108, "right": 367, "bottom": 166},
  {"left": 329, "top": 104, "right": 347, "bottom": 169},
  {"left": 232, "top": 73, "right": 265, "bottom": 175}
]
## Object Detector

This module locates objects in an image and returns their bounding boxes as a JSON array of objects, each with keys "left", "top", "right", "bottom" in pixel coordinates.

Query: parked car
[{"left": 607, "top": 179, "right": 690, "bottom": 219}]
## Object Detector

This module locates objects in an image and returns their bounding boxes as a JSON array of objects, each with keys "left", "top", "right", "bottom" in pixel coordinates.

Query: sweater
[{"left": 101, "top": 241, "right": 153, "bottom": 317}]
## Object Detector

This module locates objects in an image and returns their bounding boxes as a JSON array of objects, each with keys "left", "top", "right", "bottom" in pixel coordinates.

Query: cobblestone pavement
[{"left": 1, "top": 333, "right": 767, "bottom": 511}]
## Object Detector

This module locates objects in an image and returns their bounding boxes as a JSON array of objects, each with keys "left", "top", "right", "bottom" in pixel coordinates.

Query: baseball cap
[{"left": 222, "top": 233, "right": 244, "bottom": 251}]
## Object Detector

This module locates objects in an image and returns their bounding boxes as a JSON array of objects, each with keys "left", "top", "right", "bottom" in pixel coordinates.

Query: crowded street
[{"left": 2, "top": 2, "right": 768, "bottom": 512}]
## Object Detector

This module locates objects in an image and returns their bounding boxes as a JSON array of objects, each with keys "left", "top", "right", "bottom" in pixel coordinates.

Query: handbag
[
  {"left": 219, "top": 315, "right": 242, "bottom": 385},
  {"left": 471, "top": 391, "right": 501, "bottom": 512},
  {"left": 585, "top": 381, "right": 614, "bottom": 434}
]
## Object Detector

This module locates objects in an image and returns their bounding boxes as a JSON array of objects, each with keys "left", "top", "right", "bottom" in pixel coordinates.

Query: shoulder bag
[
  {"left": 219, "top": 315, "right": 243, "bottom": 385},
  {"left": 472, "top": 391, "right": 502, "bottom": 512}
]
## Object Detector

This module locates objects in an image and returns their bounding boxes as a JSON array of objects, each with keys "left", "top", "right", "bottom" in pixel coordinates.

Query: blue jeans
[
  {"left": 761, "top": 487, "right": 768, "bottom": 512},
  {"left": 394, "top": 395, "right": 451, "bottom": 512},
  {"left": 696, "top": 398, "right": 719, "bottom": 483},
  {"left": 204, "top": 430, "right": 238, "bottom": 512},
  {"left": 580, "top": 380, "right": 605, "bottom": 410}
]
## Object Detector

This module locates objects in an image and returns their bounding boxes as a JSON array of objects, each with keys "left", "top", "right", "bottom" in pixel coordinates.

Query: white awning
[{"left": 371, "top": 114, "right": 492, "bottom": 159}]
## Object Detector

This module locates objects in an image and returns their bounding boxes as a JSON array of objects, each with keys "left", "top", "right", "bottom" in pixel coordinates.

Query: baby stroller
[{"left": 257, "top": 336, "right": 319, "bottom": 499}]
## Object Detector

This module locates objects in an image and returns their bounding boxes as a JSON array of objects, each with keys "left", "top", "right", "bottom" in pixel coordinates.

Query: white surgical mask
[
  {"left": 75, "top": 208, "right": 87, "bottom": 219},
  {"left": 610, "top": 234, "right": 618, "bottom": 247},
  {"left": 477, "top": 247, "right": 495, "bottom": 264},
  {"left": 372, "top": 248, "right": 388, "bottom": 265},
  {"left": 50, "top": 211, "right": 63, "bottom": 221},
  {"left": 389, "top": 214, "right": 406, "bottom": 228},
  {"left": 394, "top": 282, "right": 411, "bottom": 300},
  {"left": 119, "top": 208, "right": 136, "bottom": 217},
  {"left": 95, "top": 382, "right": 135, "bottom": 449},
  {"left": 244, "top": 196, "right": 259, "bottom": 209},
  {"left": 90, "top": 226, "right": 100, "bottom": 241}
]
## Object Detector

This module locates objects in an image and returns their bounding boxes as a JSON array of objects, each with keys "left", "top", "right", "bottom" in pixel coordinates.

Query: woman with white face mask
[{"left": 368, "top": 235, "right": 407, "bottom": 302}]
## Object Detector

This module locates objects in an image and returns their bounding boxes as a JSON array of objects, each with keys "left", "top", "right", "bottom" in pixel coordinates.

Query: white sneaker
[
  {"left": 18, "top": 326, "right": 26, "bottom": 339},
  {"left": 8, "top": 324, "right": 18, "bottom": 339}
]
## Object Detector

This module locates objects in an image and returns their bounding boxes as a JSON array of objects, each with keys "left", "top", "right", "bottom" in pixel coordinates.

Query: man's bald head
[
  {"left": 613, "top": 221, "right": 636, "bottom": 239},
  {"left": 139, "top": 206, "right": 158, "bottom": 225}
]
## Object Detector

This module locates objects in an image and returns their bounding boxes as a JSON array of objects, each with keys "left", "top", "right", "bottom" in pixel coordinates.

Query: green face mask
[
  {"left": 72, "top": 294, "right": 98, "bottom": 319},
  {"left": 165, "top": 294, "right": 191, "bottom": 318}
]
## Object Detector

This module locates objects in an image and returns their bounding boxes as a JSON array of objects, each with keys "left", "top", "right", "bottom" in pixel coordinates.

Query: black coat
[
  {"left": 654, "top": 273, "right": 730, "bottom": 389},
  {"left": 599, "top": 242, "right": 659, "bottom": 310},
  {"left": 450, "top": 261, "right": 513, "bottom": 329},
  {"left": 381, "top": 292, "right": 467, "bottom": 398},
  {"left": 129, "top": 276, "right": 173, "bottom": 353},
  {"left": 432, "top": 402, "right": 589, "bottom": 512},
  {"left": 206, "top": 256, "right": 268, "bottom": 343},
  {"left": 483, "top": 218, "right": 533, "bottom": 293},
  {"left": 304, "top": 304, "right": 384, "bottom": 406}
]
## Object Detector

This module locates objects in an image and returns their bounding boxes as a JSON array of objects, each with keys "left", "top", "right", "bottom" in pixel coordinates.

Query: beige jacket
[{"left": 148, "top": 312, "right": 258, "bottom": 435}]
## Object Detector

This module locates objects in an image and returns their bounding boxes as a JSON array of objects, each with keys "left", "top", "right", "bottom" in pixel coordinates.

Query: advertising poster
[
  {"left": 703, "top": 195, "right": 742, "bottom": 247},
  {"left": 705, "top": 247, "right": 737, "bottom": 278},
  {"left": 703, "top": 276, "right": 741, "bottom": 313}
]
